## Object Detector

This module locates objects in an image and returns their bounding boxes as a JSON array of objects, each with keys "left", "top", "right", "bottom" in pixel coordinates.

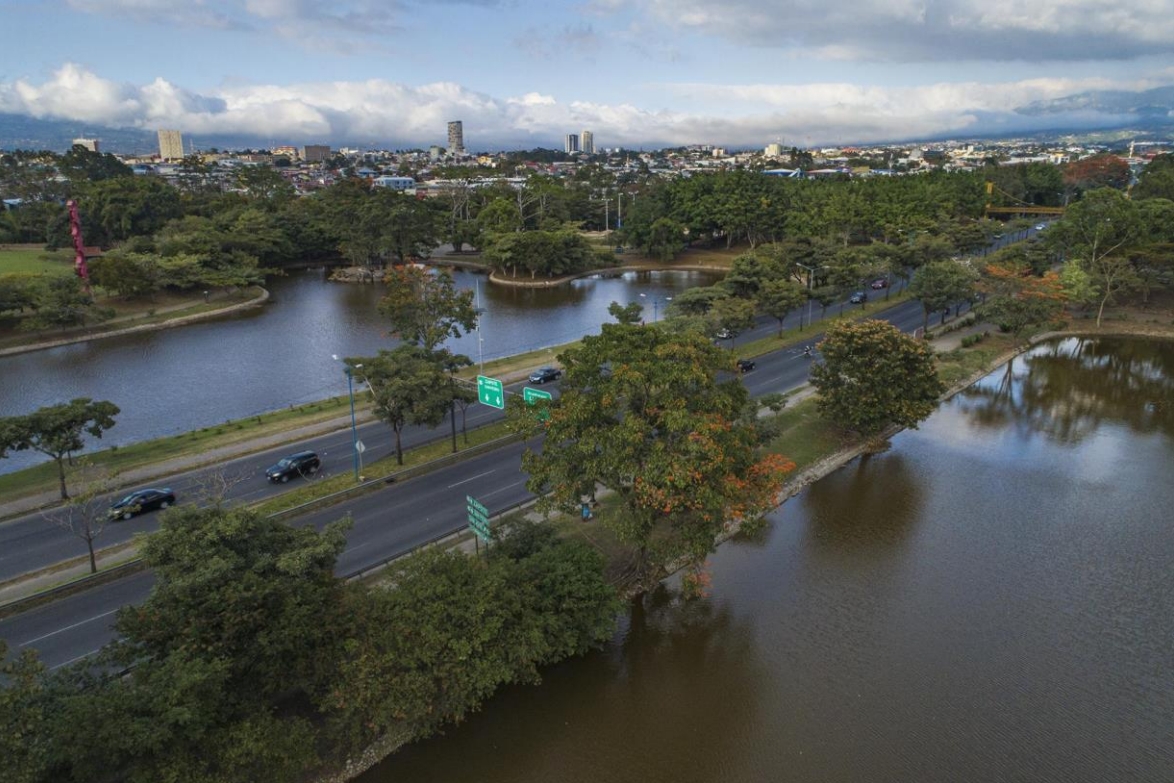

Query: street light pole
[{"left": 333, "top": 354, "right": 361, "bottom": 483}]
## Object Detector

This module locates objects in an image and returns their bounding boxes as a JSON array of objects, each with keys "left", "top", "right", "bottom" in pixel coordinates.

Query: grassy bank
[{"left": 0, "top": 248, "right": 76, "bottom": 276}]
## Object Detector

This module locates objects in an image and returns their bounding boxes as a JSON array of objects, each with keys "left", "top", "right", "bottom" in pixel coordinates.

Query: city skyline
[{"left": 0, "top": 1, "right": 1172, "bottom": 149}]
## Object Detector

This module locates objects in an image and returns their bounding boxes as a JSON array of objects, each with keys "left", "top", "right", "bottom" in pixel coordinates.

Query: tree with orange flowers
[
  {"left": 508, "top": 323, "right": 793, "bottom": 573},
  {"left": 981, "top": 261, "right": 1068, "bottom": 341}
]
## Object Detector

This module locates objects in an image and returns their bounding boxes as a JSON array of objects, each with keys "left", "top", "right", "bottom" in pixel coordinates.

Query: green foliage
[
  {"left": 510, "top": 323, "right": 793, "bottom": 567},
  {"left": 757, "top": 278, "right": 808, "bottom": 336},
  {"left": 480, "top": 228, "right": 599, "bottom": 278},
  {"left": 810, "top": 319, "right": 945, "bottom": 436},
  {"left": 379, "top": 265, "right": 478, "bottom": 351},
  {"left": 608, "top": 299, "right": 644, "bottom": 325},
  {"left": 19, "top": 275, "right": 108, "bottom": 331},
  {"left": 0, "top": 398, "right": 120, "bottom": 499},
  {"left": 327, "top": 533, "right": 619, "bottom": 749},
  {"left": 0, "top": 642, "right": 50, "bottom": 783},
  {"left": 908, "top": 260, "right": 979, "bottom": 332}
]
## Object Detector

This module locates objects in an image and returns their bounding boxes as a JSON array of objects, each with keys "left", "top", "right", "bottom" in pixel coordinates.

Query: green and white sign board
[
  {"left": 467, "top": 494, "right": 491, "bottom": 541},
  {"left": 523, "top": 387, "right": 552, "bottom": 404},
  {"left": 477, "top": 375, "right": 504, "bottom": 409}
]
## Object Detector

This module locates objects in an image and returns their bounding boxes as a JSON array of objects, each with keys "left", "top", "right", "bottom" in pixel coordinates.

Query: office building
[
  {"left": 157, "top": 129, "right": 184, "bottom": 161},
  {"left": 301, "top": 145, "right": 331, "bottom": 163},
  {"left": 565, "top": 134, "right": 579, "bottom": 154},
  {"left": 72, "top": 138, "right": 100, "bottom": 153},
  {"left": 765, "top": 143, "right": 783, "bottom": 158},
  {"left": 447, "top": 120, "right": 464, "bottom": 154},
  {"left": 580, "top": 130, "right": 594, "bottom": 154}
]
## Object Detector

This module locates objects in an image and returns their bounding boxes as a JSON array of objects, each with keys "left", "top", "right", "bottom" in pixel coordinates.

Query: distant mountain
[
  {"left": 1017, "top": 85, "right": 1174, "bottom": 120},
  {"left": 0, "top": 113, "right": 158, "bottom": 154}
]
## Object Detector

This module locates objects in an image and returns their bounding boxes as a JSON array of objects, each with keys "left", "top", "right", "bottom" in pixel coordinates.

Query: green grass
[
  {"left": 0, "top": 248, "right": 75, "bottom": 277},
  {"left": 763, "top": 396, "right": 846, "bottom": 471}
]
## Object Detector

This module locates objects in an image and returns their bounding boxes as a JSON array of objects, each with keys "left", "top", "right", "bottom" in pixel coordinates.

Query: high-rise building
[
  {"left": 72, "top": 138, "right": 100, "bottom": 153},
  {"left": 301, "top": 144, "right": 331, "bottom": 163},
  {"left": 565, "top": 134, "right": 579, "bottom": 154},
  {"left": 580, "top": 130, "right": 594, "bottom": 155},
  {"left": 447, "top": 121, "right": 464, "bottom": 154},
  {"left": 157, "top": 129, "right": 184, "bottom": 161},
  {"left": 764, "top": 143, "right": 783, "bottom": 158}
]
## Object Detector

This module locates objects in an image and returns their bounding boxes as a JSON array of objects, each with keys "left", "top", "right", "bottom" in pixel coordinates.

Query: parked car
[
  {"left": 736, "top": 358, "right": 757, "bottom": 373},
  {"left": 870, "top": 278, "right": 889, "bottom": 289},
  {"left": 265, "top": 450, "right": 321, "bottom": 483},
  {"left": 109, "top": 488, "right": 176, "bottom": 520},
  {"left": 849, "top": 291, "right": 867, "bottom": 304},
  {"left": 528, "top": 366, "right": 562, "bottom": 384}
]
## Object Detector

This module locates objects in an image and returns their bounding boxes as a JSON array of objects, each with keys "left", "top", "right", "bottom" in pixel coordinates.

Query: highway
[{"left": 0, "top": 295, "right": 941, "bottom": 669}]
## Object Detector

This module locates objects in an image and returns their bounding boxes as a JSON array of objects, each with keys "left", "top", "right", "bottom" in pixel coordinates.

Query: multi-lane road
[{"left": 0, "top": 295, "right": 944, "bottom": 669}]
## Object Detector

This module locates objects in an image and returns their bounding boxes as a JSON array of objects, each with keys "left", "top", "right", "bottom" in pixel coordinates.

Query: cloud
[
  {"left": 0, "top": 63, "right": 1165, "bottom": 149},
  {"left": 513, "top": 23, "right": 605, "bottom": 60},
  {"left": 606, "top": 0, "right": 1174, "bottom": 62}
]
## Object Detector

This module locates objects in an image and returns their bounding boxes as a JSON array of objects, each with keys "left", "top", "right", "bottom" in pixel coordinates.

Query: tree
[
  {"left": 1063, "top": 153, "right": 1131, "bottom": 192},
  {"left": 21, "top": 275, "right": 107, "bottom": 331},
  {"left": 0, "top": 399, "right": 120, "bottom": 499},
  {"left": 608, "top": 300, "right": 644, "bottom": 325},
  {"left": 379, "top": 265, "right": 478, "bottom": 351},
  {"left": 908, "top": 260, "right": 978, "bottom": 333},
  {"left": 43, "top": 471, "right": 120, "bottom": 574},
  {"left": 0, "top": 641, "right": 49, "bottom": 783},
  {"left": 810, "top": 319, "right": 945, "bottom": 438},
  {"left": 508, "top": 324, "right": 793, "bottom": 571},
  {"left": 980, "top": 262, "right": 1067, "bottom": 344},
  {"left": 709, "top": 296, "right": 757, "bottom": 343},
  {"left": 349, "top": 346, "right": 454, "bottom": 464},
  {"left": 643, "top": 217, "right": 686, "bottom": 261},
  {"left": 757, "top": 279, "right": 807, "bottom": 336}
]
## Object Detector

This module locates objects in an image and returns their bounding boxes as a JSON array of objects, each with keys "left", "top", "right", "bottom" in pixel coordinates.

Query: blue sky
[{"left": 1, "top": 0, "right": 1172, "bottom": 150}]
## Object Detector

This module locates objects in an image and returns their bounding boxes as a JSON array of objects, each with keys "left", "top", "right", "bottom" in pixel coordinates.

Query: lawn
[{"left": 0, "top": 248, "right": 75, "bottom": 277}]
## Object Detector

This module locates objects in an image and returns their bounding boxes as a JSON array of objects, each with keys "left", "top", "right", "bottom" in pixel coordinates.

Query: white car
[{"left": 1035, "top": 223, "right": 1047, "bottom": 231}]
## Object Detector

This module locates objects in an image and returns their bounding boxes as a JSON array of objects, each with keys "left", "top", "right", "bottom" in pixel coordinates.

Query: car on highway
[
  {"left": 265, "top": 450, "right": 321, "bottom": 483},
  {"left": 736, "top": 358, "right": 756, "bottom": 373},
  {"left": 1035, "top": 223, "right": 1047, "bottom": 231},
  {"left": 528, "top": 366, "right": 562, "bottom": 384},
  {"left": 109, "top": 488, "right": 176, "bottom": 520},
  {"left": 870, "top": 278, "right": 889, "bottom": 289},
  {"left": 849, "top": 291, "right": 867, "bottom": 304},
  {"left": 715, "top": 327, "right": 738, "bottom": 340}
]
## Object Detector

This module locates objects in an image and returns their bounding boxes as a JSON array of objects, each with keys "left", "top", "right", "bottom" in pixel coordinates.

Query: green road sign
[
  {"left": 477, "top": 375, "right": 504, "bottom": 409},
  {"left": 523, "top": 386, "right": 553, "bottom": 404},
  {"left": 466, "top": 494, "right": 491, "bottom": 541}
]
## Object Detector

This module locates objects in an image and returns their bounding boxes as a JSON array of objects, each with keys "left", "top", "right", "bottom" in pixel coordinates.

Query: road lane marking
[
  {"left": 447, "top": 470, "right": 495, "bottom": 488},
  {"left": 50, "top": 648, "right": 104, "bottom": 670},
  {"left": 20, "top": 608, "right": 119, "bottom": 646},
  {"left": 480, "top": 480, "right": 527, "bottom": 499}
]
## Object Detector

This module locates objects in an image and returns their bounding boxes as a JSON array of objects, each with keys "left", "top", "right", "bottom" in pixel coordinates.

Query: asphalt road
[{"left": 0, "top": 297, "right": 940, "bottom": 669}]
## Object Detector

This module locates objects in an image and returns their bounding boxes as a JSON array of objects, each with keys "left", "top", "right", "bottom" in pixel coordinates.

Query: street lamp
[
  {"left": 639, "top": 293, "right": 672, "bottom": 323},
  {"left": 332, "top": 354, "right": 361, "bottom": 483}
]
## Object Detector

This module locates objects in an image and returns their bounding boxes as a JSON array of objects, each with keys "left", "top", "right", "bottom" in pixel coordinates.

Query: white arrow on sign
[{"left": 355, "top": 439, "right": 366, "bottom": 454}]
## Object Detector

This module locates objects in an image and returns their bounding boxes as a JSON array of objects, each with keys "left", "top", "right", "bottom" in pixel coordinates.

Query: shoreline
[{"left": 0, "top": 286, "right": 270, "bottom": 357}]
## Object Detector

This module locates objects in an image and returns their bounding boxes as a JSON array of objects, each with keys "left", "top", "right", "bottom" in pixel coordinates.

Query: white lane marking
[
  {"left": 480, "top": 480, "right": 526, "bottom": 500},
  {"left": 20, "top": 608, "right": 119, "bottom": 646},
  {"left": 447, "top": 470, "right": 495, "bottom": 489},
  {"left": 50, "top": 648, "right": 104, "bottom": 670}
]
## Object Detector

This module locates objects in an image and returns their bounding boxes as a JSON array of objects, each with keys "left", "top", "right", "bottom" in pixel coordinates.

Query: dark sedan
[
  {"left": 736, "top": 358, "right": 757, "bottom": 373},
  {"left": 528, "top": 367, "right": 562, "bottom": 384},
  {"left": 109, "top": 488, "right": 176, "bottom": 520},
  {"left": 265, "top": 451, "right": 321, "bottom": 483}
]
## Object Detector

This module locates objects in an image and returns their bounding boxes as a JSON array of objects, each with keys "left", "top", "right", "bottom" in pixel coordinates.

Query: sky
[{"left": 0, "top": 0, "right": 1172, "bottom": 151}]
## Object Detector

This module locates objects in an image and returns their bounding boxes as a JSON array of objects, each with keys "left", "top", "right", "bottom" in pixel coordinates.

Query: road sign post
[
  {"left": 477, "top": 375, "right": 504, "bottom": 409},
  {"left": 523, "top": 386, "right": 553, "bottom": 420},
  {"left": 467, "top": 494, "right": 491, "bottom": 542}
]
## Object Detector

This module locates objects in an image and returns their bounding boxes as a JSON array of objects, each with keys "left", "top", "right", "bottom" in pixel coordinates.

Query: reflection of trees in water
[
  {"left": 803, "top": 452, "right": 923, "bottom": 554},
  {"left": 957, "top": 338, "right": 1174, "bottom": 444}
]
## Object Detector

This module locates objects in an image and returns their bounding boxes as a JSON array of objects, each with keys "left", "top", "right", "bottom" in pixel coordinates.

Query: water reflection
[
  {"left": 957, "top": 337, "right": 1174, "bottom": 444},
  {"left": 363, "top": 583, "right": 765, "bottom": 783},
  {"left": 803, "top": 452, "right": 923, "bottom": 555}
]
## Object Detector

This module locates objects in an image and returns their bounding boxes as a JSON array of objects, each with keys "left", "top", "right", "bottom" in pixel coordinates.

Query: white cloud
[
  {"left": 0, "top": 63, "right": 1166, "bottom": 149},
  {"left": 613, "top": 0, "right": 1174, "bottom": 62}
]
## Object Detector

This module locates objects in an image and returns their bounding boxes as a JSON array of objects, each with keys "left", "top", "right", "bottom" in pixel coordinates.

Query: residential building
[
  {"left": 581, "top": 130, "right": 594, "bottom": 154},
  {"left": 157, "top": 129, "right": 184, "bottom": 161},
  {"left": 565, "top": 134, "right": 579, "bottom": 154},
  {"left": 447, "top": 120, "right": 464, "bottom": 154},
  {"left": 72, "top": 138, "right": 100, "bottom": 152},
  {"left": 764, "top": 143, "right": 783, "bottom": 158},
  {"left": 301, "top": 144, "right": 330, "bottom": 163},
  {"left": 373, "top": 175, "right": 416, "bottom": 191}
]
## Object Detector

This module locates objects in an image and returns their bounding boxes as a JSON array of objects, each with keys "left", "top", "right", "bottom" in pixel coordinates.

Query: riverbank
[{"left": 0, "top": 286, "right": 269, "bottom": 357}]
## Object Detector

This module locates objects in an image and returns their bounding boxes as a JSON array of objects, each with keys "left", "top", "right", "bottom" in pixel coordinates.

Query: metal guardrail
[{"left": 0, "top": 559, "right": 147, "bottom": 621}]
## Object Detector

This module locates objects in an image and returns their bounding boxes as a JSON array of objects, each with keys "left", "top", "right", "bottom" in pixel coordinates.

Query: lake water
[
  {"left": 0, "top": 268, "right": 722, "bottom": 474},
  {"left": 360, "top": 336, "right": 1174, "bottom": 783}
]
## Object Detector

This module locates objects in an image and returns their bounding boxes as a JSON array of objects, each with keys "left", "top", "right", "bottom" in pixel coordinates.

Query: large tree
[
  {"left": 757, "top": 279, "right": 808, "bottom": 337},
  {"left": 0, "top": 399, "right": 120, "bottom": 499},
  {"left": 379, "top": 264, "right": 478, "bottom": 351},
  {"left": 981, "top": 262, "right": 1068, "bottom": 342},
  {"left": 348, "top": 346, "right": 455, "bottom": 464},
  {"left": 509, "top": 324, "right": 793, "bottom": 571},
  {"left": 810, "top": 319, "right": 945, "bottom": 438},
  {"left": 908, "top": 260, "right": 979, "bottom": 333}
]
